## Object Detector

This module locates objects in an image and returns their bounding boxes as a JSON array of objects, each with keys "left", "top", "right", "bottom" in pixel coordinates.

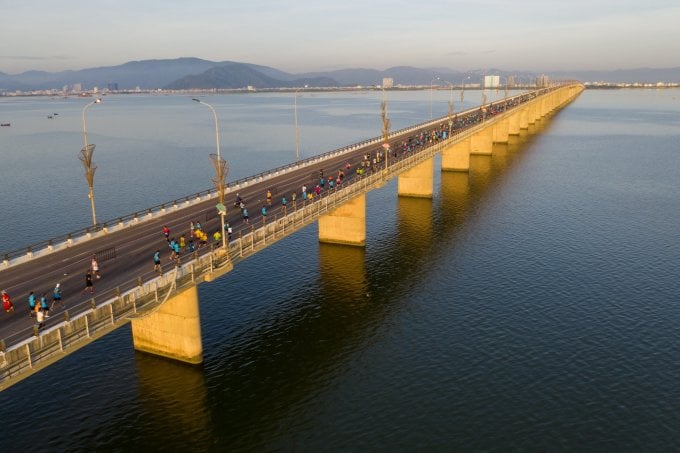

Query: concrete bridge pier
[
  {"left": 519, "top": 107, "right": 530, "bottom": 130},
  {"left": 508, "top": 112, "right": 521, "bottom": 135},
  {"left": 441, "top": 137, "right": 471, "bottom": 172},
  {"left": 318, "top": 193, "right": 367, "bottom": 246},
  {"left": 493, "top": 118, "right": 510, "bottom": 144},
  {"left": 131, "top": 285, "right": 203, "bottom": 364},
  {"left": 470, "top": 124, "right": 493, "bottom": 155},
  {"left": 397, "top": 157, "right": 434, "bottom": 197}
]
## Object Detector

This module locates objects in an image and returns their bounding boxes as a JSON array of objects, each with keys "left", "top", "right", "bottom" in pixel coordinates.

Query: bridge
[{"left": 0, "top": 83, "right": 584, "bottom": 391}]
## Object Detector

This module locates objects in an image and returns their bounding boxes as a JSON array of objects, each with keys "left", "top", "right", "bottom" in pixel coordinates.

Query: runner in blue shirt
[{"left": 28, "top": 291, "right": 36, "bottom": 318}]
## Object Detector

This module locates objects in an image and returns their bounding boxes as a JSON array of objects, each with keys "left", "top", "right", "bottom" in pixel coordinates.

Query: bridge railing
[{"left": 0, "top": 84, "right": 564, "bottom": 269}]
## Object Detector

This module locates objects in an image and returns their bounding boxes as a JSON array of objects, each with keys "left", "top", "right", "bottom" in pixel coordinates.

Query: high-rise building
[{"left": 484, "top": 75, "right": 500, "bottom": 89}]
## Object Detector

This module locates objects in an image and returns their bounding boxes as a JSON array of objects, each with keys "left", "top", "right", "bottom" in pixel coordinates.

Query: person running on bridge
[
  {"left": 242, "top": 207, "right": 249, "bottom": 224},
  {"left": 163, "top": 225, "right": 170, "bottom": 242},
  {"left": 28, "top": 291, "right": 37, "bottom": 318},
  {"left": 190, "top": 221, "right": 195, "bottom": 238},
  {"left": 266, "top": 189, "right": 272, "bottom": 207},
  {"left": 51, "top": 283, "right": 64, "bottom": 311},
  {"left": 171, "top": 240, "right": 180, "bottom": 263},
  {"left": 261, "top": 205, "right": 267, "bottom": 222},
  {"left": 40, "top": 293, "right": 50, "bottom": 318},
  {"left": 153, "top": 250, "right": 161, "bottom": 273},
  {"left": 302, "top": 185, "right": 307, "bottom": 200},
  {"left": 82, "top": 271, "right": 94, "bottom": 295},
  {"left": 91, "top": 255, "right": 100, "bottom": 279},
  {"left": 2, "top": 290, "right": 14, "bottom": 313},
  {"left": 36, "top": 306, "right": 45, "bottom": 332},
  {"left": 281, "top": 196, "right": 287, "bottom": 215},
  {"left": 225, "top": 223, "right": 233, "bottom": 242}
]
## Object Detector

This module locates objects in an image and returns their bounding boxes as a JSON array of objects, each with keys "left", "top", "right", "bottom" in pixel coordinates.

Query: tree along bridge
[{"left": 0, "top": 83, "right": 584, "bottom": 391}]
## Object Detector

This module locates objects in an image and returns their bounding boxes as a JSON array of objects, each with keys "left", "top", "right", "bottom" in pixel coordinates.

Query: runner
[
  {"left": 162, "top": 225, "right": 170, "bottom": 242},
  {"left": 28, "top": 291, "right": 37, "bottom": 318},
  {"left": 91, "top": 255, "right": 101, "bottom": 279},
  {"left": 51, "top": 283, "right": 64, "bottom": 310},
  {"left": 82, "top": 271, "right": 94, "bottom": 295},
  {"left": 2, "top": 290, "right": 14, "bottom": 313},
  {"left": 266, "top": 189, "right": 272, "bottom": 207},
  {"left": 153, "top": 250, "right": 161, "bottom": 272},
  {"left": 40, "top": 293, "right": 50, "bottom": 318}
]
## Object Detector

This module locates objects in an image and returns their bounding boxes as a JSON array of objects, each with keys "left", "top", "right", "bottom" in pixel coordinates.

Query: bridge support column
[
  {"left": 131, "top": 285, "right": 203, "bottom": 364},
  {"left": 528, "top": 104, "right": 538, "bottom": 125},
  {"left": 398, "top": 156, "right": 434, "bottom": 197},
  {"left": 508, "top": 112, "right": 520, "bottom": 135},
  {"left": 519, "top": 107, "right": 529, "bottom": 130},
  {"left": 442, "top": 138, "right": 470, "bottom": 172},
  {"left": 318, "top": 194, "right": 366, "bottom": 246},
  {"left": 470, "top": 125, "right": 493, "bottom": 155},
  {"left": 493, "top": 118, "right": 509, "bottom": 144}
]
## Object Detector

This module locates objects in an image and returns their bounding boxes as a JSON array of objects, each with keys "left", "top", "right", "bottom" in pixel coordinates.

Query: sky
[{"left": 2, "top": 0, "right": 679, "bottom": 75}]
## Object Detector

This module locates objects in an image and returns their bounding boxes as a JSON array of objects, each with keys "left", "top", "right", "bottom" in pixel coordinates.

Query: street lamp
[
  {"left": 381, "top": 86, "right": 390, "bottom": 173},
  {"left": 460, "top": 76, "right": 470, "bottom": 105},
  {"left": 192, "top": 98, "right": 228, "bottom": 251},
  {"left": 294, "top": 85, "right": 307, "bottom": 163},
  {"left": 439, "top": 79, "right": 456, "bottom": 138},
  {"left": 79, "top": 98, "right": 101, "bottom": 227},
  {"left": 430, "top": 77, "right": 440, "bottom": 119}
]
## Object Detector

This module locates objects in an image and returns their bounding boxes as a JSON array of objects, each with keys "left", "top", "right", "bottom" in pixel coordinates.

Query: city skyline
[{"left": 2, "top": 0, "right": 680, "bottom": 75}]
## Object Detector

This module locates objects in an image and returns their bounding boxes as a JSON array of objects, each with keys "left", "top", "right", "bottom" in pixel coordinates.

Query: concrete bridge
[{"left": 0, "top": 83, "right": 584, "bottom": 391}]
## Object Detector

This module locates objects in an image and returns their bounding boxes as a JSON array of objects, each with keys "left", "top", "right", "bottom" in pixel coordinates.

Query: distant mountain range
[{"left": 1, "top": 57, "right": 679, "bottom": 91}]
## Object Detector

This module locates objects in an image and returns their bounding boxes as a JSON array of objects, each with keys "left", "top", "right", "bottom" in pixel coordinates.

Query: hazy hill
[
  {"left": 165, "top": 62, "right": 338, "bottom": 89},
  {"left": 2, "top": 57, "right": 679, "bottom": 91}
]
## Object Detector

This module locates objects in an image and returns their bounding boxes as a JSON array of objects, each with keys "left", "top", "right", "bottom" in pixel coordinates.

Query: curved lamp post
[
  {"left": 294, "top": 85, "right": 307, "bottom": 163},
  {"left": 441, "top": 80, "right": 455, "bottom": 138},
  {"left": 80, "top": 98, "right": 102, "bottom": 227},
  {"left": 381, "top": 86, "right": 390, "bottom": 173},
  {"left": 192, "top": 98, "right": 227, "bottom": 251},
  {"left": 430, "top": 76, "right": 440, "bottom": 119},
  {"left": 460, "top": 76, "right": 470, "bottom": 106}
]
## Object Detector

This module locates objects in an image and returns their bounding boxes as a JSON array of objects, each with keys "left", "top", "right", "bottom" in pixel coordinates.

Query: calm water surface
[{"left": 0, "top": 89, "right": 679, "bottom": 451}]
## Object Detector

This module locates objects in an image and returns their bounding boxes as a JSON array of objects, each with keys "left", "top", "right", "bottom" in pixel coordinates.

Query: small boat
[
  {"left": 47, "top": 115, "right": 53, "bottom": 119},
  {"left": 0, "top": 123, "right": 10, "bottom": 127}
]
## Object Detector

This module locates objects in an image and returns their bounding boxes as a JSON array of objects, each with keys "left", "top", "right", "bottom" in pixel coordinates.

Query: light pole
[
  {"left": 381, "top": 86, "right": 390, "bottom": 173},
  {"left": 192, "top": 98, "right": 227, "bottom": 251},
  {"left": 430, "top": 77, "right": 440, "bottom": 119},
  {"left": 79, "top": 98, "right": 101, "bottom": 227},
  {"left": 460, "top": 75, "right": 470, "bottom": 106},
  {"left": 294, "top": 85, "right": 307, "bottom": 163}
]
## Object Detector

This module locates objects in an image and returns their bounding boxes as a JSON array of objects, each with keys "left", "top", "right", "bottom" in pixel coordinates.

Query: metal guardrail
[
  {"left": 0, "top": 86, "right": 563, "bottom": 267},
  {"left": 0, "top": 83, "right": 582, "bottom": 389}
]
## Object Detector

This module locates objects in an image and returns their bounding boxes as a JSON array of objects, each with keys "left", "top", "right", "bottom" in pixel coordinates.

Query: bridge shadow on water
[{"left": 77, "top": 115, "right": 559, "bottom": 450}]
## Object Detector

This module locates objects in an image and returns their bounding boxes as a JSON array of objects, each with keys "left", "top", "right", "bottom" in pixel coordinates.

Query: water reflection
[{"left": 133, "top": 353, "right": 211, "bottom": 449}]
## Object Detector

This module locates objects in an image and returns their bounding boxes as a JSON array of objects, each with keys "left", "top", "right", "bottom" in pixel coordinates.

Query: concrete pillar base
[
  {"left": 398, "top": 157, "right": 434, "bottom": 197},
  {"left": 442, "top": 138, "right": 470, "bottom": 172},
  {"left": 131, "top": 285, "right": 203, "bottom": 364},
  {"left": 318, "top": 193, "right": 366, "bottom": 246}
]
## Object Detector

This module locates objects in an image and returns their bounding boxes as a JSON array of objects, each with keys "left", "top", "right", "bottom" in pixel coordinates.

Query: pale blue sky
[{"left": 2, "top": 0, "right": 679, "bottom": 74}]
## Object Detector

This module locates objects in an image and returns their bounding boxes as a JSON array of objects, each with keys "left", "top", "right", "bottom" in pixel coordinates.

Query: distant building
[
  {"left": 382, "top": 77, "right": 394, "bottom": 89},
  {"left": 72, "top": 83, "right": 82, "bottom": 93},
  {"left": 107, "top": 82, "right": 119, "bottom": 91},
  {"left": 507, "top": 75, "right": 515, "bottom": 88},
  {"left": 535, "top": 74, "right": 550, "bottom": 88},
  {"left": 484, "top": 75, "right": 500, "bottom": 89}
]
